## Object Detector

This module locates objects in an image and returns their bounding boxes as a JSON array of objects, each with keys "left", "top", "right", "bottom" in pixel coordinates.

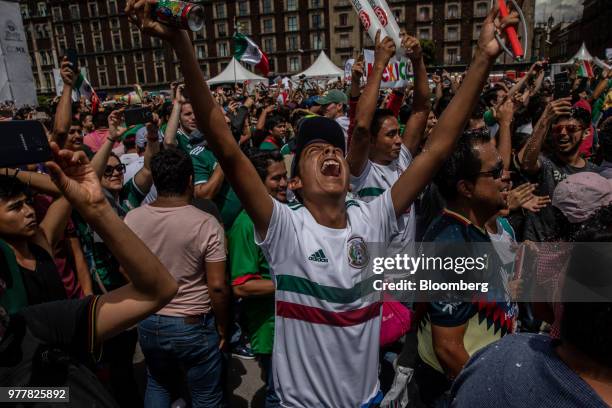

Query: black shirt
[{"left": 0, "top": 296, "right": 118, "bottom": 407}]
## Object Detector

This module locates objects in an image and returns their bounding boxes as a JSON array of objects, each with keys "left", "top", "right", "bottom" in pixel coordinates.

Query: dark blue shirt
[{"left": 451, "top": 333, "right": 608, "bottom": 408}]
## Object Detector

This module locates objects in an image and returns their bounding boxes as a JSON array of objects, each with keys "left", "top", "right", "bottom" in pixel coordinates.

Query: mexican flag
[
  {"left": 73, "top": 72, "right": 100, "bottom": 114},
  {"left": 233, "top": 33, "right": 270, "bottom": 75},
  {"left": 576, "top": 59, "right": 594, "bottom": 78}
]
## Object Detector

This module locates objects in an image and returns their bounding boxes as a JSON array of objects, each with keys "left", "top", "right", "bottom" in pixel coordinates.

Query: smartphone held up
[{"left": 0, "top": 121, "right": 52, "bottom": 167}]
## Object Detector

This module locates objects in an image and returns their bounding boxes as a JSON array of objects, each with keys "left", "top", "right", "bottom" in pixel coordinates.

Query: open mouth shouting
[{"left": 320, "top": 158, "right": 341, "bottom": 177}]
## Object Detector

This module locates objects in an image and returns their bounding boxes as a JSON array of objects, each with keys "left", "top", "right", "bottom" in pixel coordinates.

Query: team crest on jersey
[{"left": 347, "top": 236, "right": 369, "bottom": 269}]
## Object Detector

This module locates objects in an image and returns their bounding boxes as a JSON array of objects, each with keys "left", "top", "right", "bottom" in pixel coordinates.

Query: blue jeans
[
  {"left": 138, "top": 314, "right": 224, "bottom": 408},
  {"left": 257, "top": 354, "right": 281, "bottom": 408}
]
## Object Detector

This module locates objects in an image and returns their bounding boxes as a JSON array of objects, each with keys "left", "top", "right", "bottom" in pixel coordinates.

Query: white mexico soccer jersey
[
  {"left": 350, "top": 144, "right": 416, "bottom": 246},
  {"left": 255, "top": 190, "right": 399, "bottom": 408}
]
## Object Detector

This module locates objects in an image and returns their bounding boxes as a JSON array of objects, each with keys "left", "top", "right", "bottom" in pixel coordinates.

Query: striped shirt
[{"left": 255, "top": 191, "right": 398, "bottom": 407}]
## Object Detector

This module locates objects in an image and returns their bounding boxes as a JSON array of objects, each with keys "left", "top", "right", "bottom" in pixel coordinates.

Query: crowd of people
[{"left": 1, "top": 2, "right": 612, "bottom": 407}]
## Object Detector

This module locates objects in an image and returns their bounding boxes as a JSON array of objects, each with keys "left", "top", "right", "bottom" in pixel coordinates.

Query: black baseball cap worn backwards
[{"left": 291, "top": 116, "right": 346, "bottom": 178}]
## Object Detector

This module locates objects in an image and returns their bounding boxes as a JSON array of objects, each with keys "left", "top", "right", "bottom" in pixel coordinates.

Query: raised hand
[
  {"left": 107, "top": 109, "right": 125, "bottom": 141},
  {"left": 522, "top": 194, "right": 551, "bottom": 213},
  {"left": 352, "top": 54, "right": 365, "bottom": 82},
  {"left": 45, "top": 143, "right": 107, "bottom": 215},
  {"left": 543, "top": 97, "right": 572, "bottom": 121},
  {"left": 507, "top": 182, "right": 536, "bottom": 211},
  {"left": 374, "top": 29, "right": 396, "bottom": 68},
  {"left": 125, "top": 0, "right": 184, "bottom": 43},
  {"left": 146, "top": 112, "right": 161, "bottom": 141},
  {"left": 60, "top": 57, "right": 75, "bottom": 88},
  {"left": 477, "top": 6, "right": 520, "bottom": 60},
  {"left": 496, "top": 97, "right": 516, "bottom": 125},
  {"left": 402, "top": 34, "right": 422, "bottom": 61}
]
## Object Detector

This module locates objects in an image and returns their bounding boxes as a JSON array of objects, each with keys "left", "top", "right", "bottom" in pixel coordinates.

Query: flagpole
[{"left": 233, "top": 17, "right": 238, "bottom": 86}]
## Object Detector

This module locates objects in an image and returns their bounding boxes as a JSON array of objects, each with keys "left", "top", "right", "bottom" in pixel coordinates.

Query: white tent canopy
[
  {"left": 568, "top": 42, "right": 594, "bottom": 63},
  {"left": 292, "top": 51, "right": 343, "bottom": 80},
  {"left": 207, "top": 58, "right": 268, "bottom": 88}
]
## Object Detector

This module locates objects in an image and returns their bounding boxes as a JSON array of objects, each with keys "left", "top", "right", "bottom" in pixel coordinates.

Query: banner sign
[
  {"left": 344, "top": 58, "right": 355, "bottom": 82},
  {"left": 363, "top": 49, "right": 412, "bottom": 88},
  {"left": 0, "top": 1, "right": 36, "bottom": 106}
]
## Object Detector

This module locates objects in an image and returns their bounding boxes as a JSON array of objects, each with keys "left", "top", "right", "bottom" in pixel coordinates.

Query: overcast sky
[{"left": 535, "top": 0, "right": 583, "bottom": 24}]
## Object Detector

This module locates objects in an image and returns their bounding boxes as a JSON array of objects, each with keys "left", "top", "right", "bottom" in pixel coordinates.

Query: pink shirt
[
  {"left": 84, "top": 129, "right": 113, "bottom": 153},
  {"left": 124, "top": 204, "right": 226, "bottom": 316}
]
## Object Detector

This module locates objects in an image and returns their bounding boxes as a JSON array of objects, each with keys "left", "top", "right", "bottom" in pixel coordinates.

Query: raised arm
[
  {"left": 518, "top": 97, "right": 572, "bottom": 175},
  {"left": 401, "top": 35, "right": 431, "bottom": 156},
  {"left": 163, "top": 85, "right": 185, "bottom": 149},
  {"left": 133, "top": 116, "right": 161, "bottom": 194},
  {"left": 496, "top": 98, "right": 515, "bottom": 170},
  {"left": 90, "top": 110, "right": 123, "bottom": 178},
  {"left": 347, "top": 31, "right": 395, "bottom": 177},
  {"left": 126, "top": 0, "right": 273, "bottom": 236},
  {"left": 52, "top": 58, "right": 75, "bottom": 145},
  {"left": 0, "top": 168, "right": 61, "bottom": 197},
  {"left": 45, "top": 145, "right": 177, "bottom": 341},
  {"left": 391, "top": 7, "right": 519, "bottom": 217}
]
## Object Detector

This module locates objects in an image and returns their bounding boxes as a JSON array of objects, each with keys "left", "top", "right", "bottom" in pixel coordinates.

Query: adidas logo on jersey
[{"left": 308, "top": 249, "right": 329, "bottom": 263}]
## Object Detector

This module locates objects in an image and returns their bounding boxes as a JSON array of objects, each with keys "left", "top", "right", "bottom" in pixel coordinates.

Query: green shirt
[
  {"left": 177, "top": 130, "right": 195, "bottom": 155},
  {"left": 75, "top": 177, "right": 146, "bottom": 292},
  {"left": 228, "top": 210, "right": 275, "bottom": 355},
  {"left": 190, "top": 146, "right": 242, "bottom": 230}
]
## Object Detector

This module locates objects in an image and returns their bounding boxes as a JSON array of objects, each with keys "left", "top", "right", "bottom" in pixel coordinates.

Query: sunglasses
[
  {"left": 103, "top": 163, "right": 126, "bottom": 177},
  {"left": 552, "top": 124, "right": 583, "bottom": 135},
  {"left": 472, "top": 162, "right": 504, "bottom": 180}
]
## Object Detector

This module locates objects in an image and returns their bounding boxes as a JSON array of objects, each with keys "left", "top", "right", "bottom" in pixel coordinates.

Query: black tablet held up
[{"left": 0, "top": 121, "right": 53, "bottom": 167}]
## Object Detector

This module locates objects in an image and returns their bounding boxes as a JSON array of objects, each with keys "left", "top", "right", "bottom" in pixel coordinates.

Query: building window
[
  {"left": 92, "top": 21, "right": 104, "bottom": 51},
  {"left": 216, "top": 22, "right": 227, "bottom": 37},
  {"left": 447, "top": 3, "right": 460, "bottom": 19},
  {"left": 445, "top": 47, "right": 459, "bottom": 64},
  {"left": 475, "top": 2, "right": 488, "bottom": 18},
  {"left": 263, "top": 37, "right": 275, "bottom": 53},
  {"left": 446, "top": 25, "right": 459, "bottom": 41},
  {"left": 311, "top": 13, "right": 322, "bottom": 29},
  {"left": 51, "top": 6, "right": 61, "bottom": 21},
  {"left": 287, "top": 16, "right": 298, "bottom": 31},
  {"left": 115, "top": 56, "right": 126, "bottom": 85},
  {"left": 200, "top": 63, "right": 209, "bottom": 77},
  {"left": 55, "top": 25, "right": 64, "bottom": 36},
  {"left": 131, "top": 27, "right": 142, "bottom": 48},
  {"left": 310, "top": 0, "right": 322, "bottom": 8},
  {"left": 37, "top": 2, "right": 47, "bottom": 17},
  {"left": 110, "top": 18, "right": 120, "bottom": 29},
  {"left": 418, "top": 6, "right": 432, "bottom": 22},
  {"left": 473, "top": 23, "right": 482, "bottom": 40},
  {"left": 74, "top": 23, "right": 82, "bottom": 33},
  {"left": 262, "top": 0, "right": 273, "bottom": 14},
  {"left": 220, "top": 62, "right": 229, "bottom": 72},
  {"left": 112, "top": 30, "right": 121, "bottom": 50},
  {"left": 394, "top": 9, "right": 403, "bottom": 23},
  {"left": 418, "top": 27, "right": 431, "bottom": 40},
  {"left": 237, "top": 20, "right": 251, "bottom": 35},
  {"left": 75, "top": 34, "right": 85, "bottom": 53},
  {"left": 214, "top": 3, "right": 226, "bottom": 19},
  {"left": 134, "top": 53, "right": 146, "bottom": 83},
  {"left": 88, "top": 2, "right": 98, "bottom": 16},
  {"left": 289, "top": 56, "right": 300, "bottom": 72},
  {"left": 237, "top": 1, "right": 249, "bottom": 16},
  {"left": 268, "top": 57, "right": 276, "bottom": 73},
  {"left": 108, "top": 0, "right": 118, "bottom": 15},
  {"left": 151, "top": 37, "right": 162, "bottom": 47},
  {"left": 311, "top": 33, "right": 324, "bottom": 50},
  {"left": 287, "top": 0, "right": 298, "bottom": 11},
  {"left": 69, "top": 5, "right": 80, "bottom": 19},
  {"left": 195, "top": 27, "right": 206, "bottom": 40},
  {"left": 154, "top": 51, "right": 166, "bottom": 83},
  {"left": 20, "top": 4, "right": 29, "bottom": 19},
  {"left": 263, "top": 18, "right": 274, "bottom": 33},
  {"left": 287, "top": 35, "right": 299, "bottom": 51},
  {"left": 98, "top": 68, "right": 108, "bottom": 87},
  {"left": 339, "top": 14, "right": 348, "bottom": 26},
  {"left": 339, "top": 34, "right": 349, "bottom": 48},
  {"left": 196, "top": 45, "right": 206, "bottom": 59},
  {"left": 57, "top": 38, "right": 67, "bottom": 55},
  {"left": 218, "top": 42, "right": 229, "bottom": 57}
]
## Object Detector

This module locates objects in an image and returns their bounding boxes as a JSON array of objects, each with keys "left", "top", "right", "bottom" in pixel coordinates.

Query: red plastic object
[{"left": 498, "top": 0, "right": 523, "bottom": 59}]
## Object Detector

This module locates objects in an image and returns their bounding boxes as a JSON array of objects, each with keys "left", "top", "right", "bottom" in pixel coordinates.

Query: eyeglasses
[
  {"left": 552, "top": 124, "right": 583, "bottom": 135},
  {"left": 472, "top": 163, "right": 504, "bottom": 180},
  {"left": 103, "top": 164, "right": 126, "bottom": 177}
]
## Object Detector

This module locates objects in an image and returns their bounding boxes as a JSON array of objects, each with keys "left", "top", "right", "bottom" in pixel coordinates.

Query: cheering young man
[{"left": 125, "top": 2, "right": 517, "bottom": 405}]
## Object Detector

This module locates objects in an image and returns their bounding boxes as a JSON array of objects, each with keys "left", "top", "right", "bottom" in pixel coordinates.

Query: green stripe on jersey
[
  {"left": 356, "top": 187, "right": 386, "bottom": 198},
  {"left": 275, "top": 274, "right": 379, "bottom": 304}
]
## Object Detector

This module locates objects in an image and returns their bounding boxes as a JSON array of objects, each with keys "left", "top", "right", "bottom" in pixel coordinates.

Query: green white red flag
[{"left": 233, "top": 32, "right": 270, "bottom": 76}]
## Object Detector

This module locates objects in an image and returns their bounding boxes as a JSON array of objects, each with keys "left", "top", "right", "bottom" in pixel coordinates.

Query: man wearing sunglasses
[
  {"left": 416, "top": 129, "right": 518, "bottom": 406},
  {"left": 519, "top": 98, "right": 599, "bottom": 241}
]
